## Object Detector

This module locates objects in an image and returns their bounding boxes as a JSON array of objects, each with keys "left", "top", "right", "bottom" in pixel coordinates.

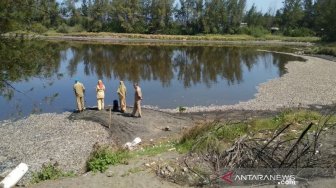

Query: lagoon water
[{"left": 0, "top": 42, "right": 305, "bottom": 120}]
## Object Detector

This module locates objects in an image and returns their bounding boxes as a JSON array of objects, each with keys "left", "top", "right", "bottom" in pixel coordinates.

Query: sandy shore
[{"left": 161, "top": 54, "right": 336, "bottom": 113}]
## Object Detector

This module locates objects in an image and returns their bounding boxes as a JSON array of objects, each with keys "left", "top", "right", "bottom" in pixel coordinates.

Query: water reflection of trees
[
  {"left": 1, "top": 41, "right": 304, "bottom": 93},
  {"left": 0, "top": 39, "right": 63, "bottom": 99},
  {"left": 67, "top": 44, "right": 175, "bottom": 86},
  {"left": 0, "top": 41, "right": 305, "bottom": 119},
  {"left": 66, "top": 44, "right": 302, "bottom": 88},
  {"left": 172, "top": 46, "right": 247, "bottom": 87}
]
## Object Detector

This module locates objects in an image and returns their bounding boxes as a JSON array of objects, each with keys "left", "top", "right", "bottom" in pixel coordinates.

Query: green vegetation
[
  {"left": 177, "top": 110, "right": 336, "bottom": 153},
  {"left": 87, "top": 146, "right": 131, "bottom": 172},
  {"left": 134, "top": 142, "right": 175, "bottom": 157},
  {"left": 0, "top": 40, "right": 63, "bottom": 100},
  {"left": 31, "top": 163, "right": 75, "bottom": 184},
  {"left": 87, "top": 142, "right": 175, "bottom": 172},
  {"left": 305, "top": 43, "right": 336, "bottom": 57},
  {"left": 178, "top": 106, "right": 186, "bottom": 113},
  {"left": 238, "top": 26, "right": 270, "bottom": 38},
  {"left": 1, "top": 0, "right": 336, "bottom": 41},
  {"left": 30, "top": 142, "right": 175, "bottom": 184}
]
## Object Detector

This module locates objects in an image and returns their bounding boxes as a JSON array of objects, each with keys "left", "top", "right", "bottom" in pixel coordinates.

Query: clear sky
[{"left": 246, "top": 0, "right": 283, "bottom": 14}]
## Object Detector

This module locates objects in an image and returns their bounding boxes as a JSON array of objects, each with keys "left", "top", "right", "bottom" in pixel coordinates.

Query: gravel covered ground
[
  {"left": 0, "top": 109, "right": 191, "bottom": 185},
  {"left": 0, "top": 112, "right": 112, "bottom": 184},
  {"left": 162, "top": 55, "right": 336, "bottom": 113}
]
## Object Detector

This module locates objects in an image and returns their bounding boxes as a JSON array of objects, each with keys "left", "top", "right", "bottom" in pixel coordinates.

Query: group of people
[{"left": 73, "top": 79, "right": 143, "bottom": 118}]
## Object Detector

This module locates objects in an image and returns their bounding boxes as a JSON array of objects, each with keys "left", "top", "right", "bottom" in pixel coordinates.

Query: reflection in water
[
  {"left": 65, "top": 45, "right": 299, "bottom": 87},
  {"left": 0, "top": 42, "right": 305, "bottom": 120},
  {"left": 0, "top": 40, "right": 64, "bottom": 118}
]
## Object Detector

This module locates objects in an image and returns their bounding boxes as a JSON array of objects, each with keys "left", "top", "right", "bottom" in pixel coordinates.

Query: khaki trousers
[
  {"left": 119, "top": 95, "right": 127, "bottom": 112},
  {"left": 76, "top": 96, "right": 85, "bottom": 111},
  {"left": 97, "top": 98, "right": 104, "bottom": 110},
  {"left": 132, "top": 100, "right": 141, "bottom": 117}
]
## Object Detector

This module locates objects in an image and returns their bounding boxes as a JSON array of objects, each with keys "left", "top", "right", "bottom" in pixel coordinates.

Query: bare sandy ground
[{"left": 29, "top": 151, "right": 186, "bottom": 188}]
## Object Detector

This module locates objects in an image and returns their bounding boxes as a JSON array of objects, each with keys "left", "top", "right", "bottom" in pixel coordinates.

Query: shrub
[
  {"left": 215, "top": 123, "right": 248, "bottom": 141},
  {"left": 178, "top": 106, "right": 186, "bottom": 113},
  {"left": 32, "top": 163, "right": 74, "bottom": 183},
  {"left": 70, "top": 24, "right": 84, "bottom": 32},
  {"left": 30, "top": 23, "right": 48, "bottom": 34},
  {"left": 88, "top": 21, "right": 102, "bottom": 32},
  {"left": 87, "top": 146, "right": 130, "bottom": 172},
  {"left": 283, "top": 27, "right": 315, "bottom": 37},
  {"left": 316, "top": 47, "right": 336, "bottom": 57},
  {"left": 57, "top": 23, "right": 69, "bottom": 33},
  {"left": 180, "top": 122, "right": 214, "bottom": 144},
  {"left": 177, "top": 121, "right": 248, "bottom": 153},
  {"left": 238, "top": 26, "right": 269, "bottom": 38}
]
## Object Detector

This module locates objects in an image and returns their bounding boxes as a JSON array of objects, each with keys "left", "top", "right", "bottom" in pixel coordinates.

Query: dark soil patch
[{"left": 68, "top": 108, "right": 192, "bottom": 145}]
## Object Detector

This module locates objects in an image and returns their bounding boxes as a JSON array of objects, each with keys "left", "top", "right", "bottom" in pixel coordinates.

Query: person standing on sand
[
  {"left": 96, "top": 80, "right": 105, "bottom": 111},
  {"left": 117, "top": 81, "right": 127, "bottom": 113},
  {"left": 73, "top": 79, "right": 85, "bottom": 112},
  {"left": 132, "top": 83, "right": 142, "bottom": 118}
]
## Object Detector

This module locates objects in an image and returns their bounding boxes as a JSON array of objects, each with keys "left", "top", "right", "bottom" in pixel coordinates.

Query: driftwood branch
[{"left": 279, "top": 122, "right": 313, "bottom": 167}]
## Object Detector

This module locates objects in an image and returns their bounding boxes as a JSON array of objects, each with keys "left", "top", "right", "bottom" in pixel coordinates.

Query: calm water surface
[{"left": 0, "top": 42, "right": 305, "bottom": 120}]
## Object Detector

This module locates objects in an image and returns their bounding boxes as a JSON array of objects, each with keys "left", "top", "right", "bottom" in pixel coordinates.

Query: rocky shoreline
[{"left": 0, "top": 112, "right": 112, "bottom": 184}]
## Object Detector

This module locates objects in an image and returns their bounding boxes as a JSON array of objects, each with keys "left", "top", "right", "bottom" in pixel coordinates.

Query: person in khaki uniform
[
  {"left": 73, "top": 79, "right": 85, "bottom": 112},
  {"left": 96, "top": 80, "right": 105, "bottom": 111},
  {"left": 117, "top": 81, "right": 127, "bottom": 113},
  {"left": 131, "top": 83, "right": 142, "bottom": 118}
]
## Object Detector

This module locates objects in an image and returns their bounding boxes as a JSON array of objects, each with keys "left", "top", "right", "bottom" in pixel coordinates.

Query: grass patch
[
  {"left": 177, "top": 110, "right": 336, "bottom": 153},
  {"left": 180, "top": 123, "right": 214, "bottom": 143},
  {"left": 308, "top": 46, "right": 336, "bottom": 57},
  {"left": 31, "top": 163, "right": 75, "bottom": 184},
  {"left": 215, "top": 123, "right": 248, "bottom": 141},
  {"left": 304, "top": 42, "right": 336, "bottom": 57},
  {"left": 176, "top": 139, "right": 194, "bottom": 153},
  {"left": 133, "top": 142, "right": 175, "bottom": 157},
  {"left": 263, "top": 34, "right": 320, "bottom": 42},
  {"left": 86, "top": 142, "right": 176, "bottom": 172},
  {"left": 251, "top": 118, "right": 280, "bottom": 132},
  {"left": 86, "top": 146, "right": 131, "bottom": 172},
  {"left": 251, "top": 109, "right": 323, "bottom": 132},
  {"left": 177, "top": 122, "right": 248, "bottom": 153}
]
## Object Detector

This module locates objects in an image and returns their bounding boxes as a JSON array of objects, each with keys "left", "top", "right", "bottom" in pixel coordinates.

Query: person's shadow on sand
[
  {"left": 117, "top": 112, "right": 135, "bottom": 118},
  {"left": 72, "top": 106, "right": 138, "bottom": 118}
]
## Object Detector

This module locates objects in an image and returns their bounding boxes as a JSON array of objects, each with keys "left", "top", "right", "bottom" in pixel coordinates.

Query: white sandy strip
[{"left": 158, "top": 55, "right": 336, "bottom": 113}]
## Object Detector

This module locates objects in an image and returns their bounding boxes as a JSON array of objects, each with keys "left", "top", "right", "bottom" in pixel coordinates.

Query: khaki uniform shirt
[
  {"left": 134, "top": 86, "right": 142, "bottom": 101},
  {"left": 96, "top": 85, "right": 105, "bottom": 99},
  {"left": 74, "top": 82, "right": 85, "bottom": 97}
]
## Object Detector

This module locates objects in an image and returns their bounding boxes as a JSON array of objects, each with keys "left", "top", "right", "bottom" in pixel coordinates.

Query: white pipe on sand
[{"left": 0, "top": 163, "right": 28, "bottom": 188}]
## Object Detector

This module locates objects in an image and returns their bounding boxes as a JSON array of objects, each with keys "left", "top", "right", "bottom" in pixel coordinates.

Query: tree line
[{"left": 0, "top": 0, "right": 335, "bottom": 40}]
